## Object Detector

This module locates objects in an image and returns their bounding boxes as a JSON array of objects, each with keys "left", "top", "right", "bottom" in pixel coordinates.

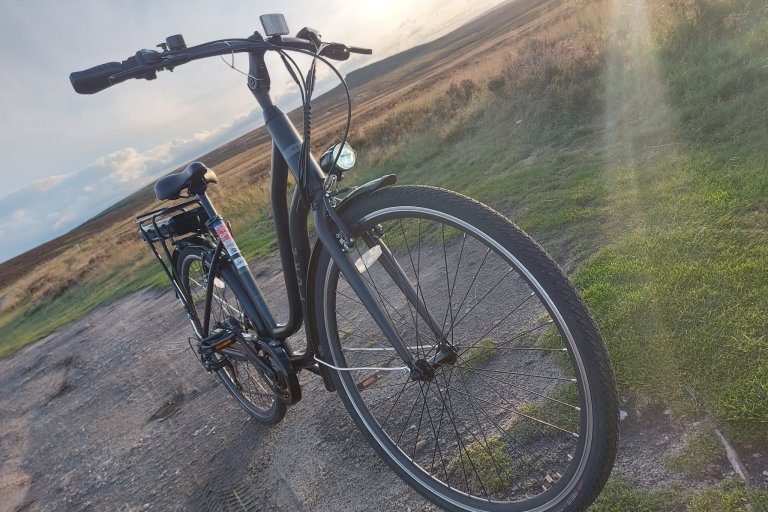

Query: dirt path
[
  {"left": 0, "top": 257, "right": 749, "bottom": 512},
  {"left": 0, "top": 258, "right": 443, "bottom": 512}
]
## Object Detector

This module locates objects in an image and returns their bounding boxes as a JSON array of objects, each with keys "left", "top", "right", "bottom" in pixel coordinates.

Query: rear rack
[{"left": 135, "top": 199, "right": 210, "bottom": 338}]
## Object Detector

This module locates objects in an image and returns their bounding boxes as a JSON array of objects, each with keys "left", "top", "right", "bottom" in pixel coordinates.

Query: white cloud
[{"left": 0, "top": 111, "right": 260, "bottom": 262}]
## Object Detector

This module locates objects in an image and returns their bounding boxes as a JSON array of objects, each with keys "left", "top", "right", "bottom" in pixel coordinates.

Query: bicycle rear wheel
[
  {"left": 176, "top": 244, "right": 286, "bottom": 425},
  {"left": 310, "top": 186, "right": 617, "bottom": 511}
]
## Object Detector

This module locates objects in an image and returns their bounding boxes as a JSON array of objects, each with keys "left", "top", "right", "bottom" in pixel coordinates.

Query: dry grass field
[{"left": 0, "top": 0, "right": 568, "bottom": 355}]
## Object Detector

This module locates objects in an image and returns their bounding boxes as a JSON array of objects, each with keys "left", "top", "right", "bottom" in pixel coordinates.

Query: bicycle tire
[
  {"left": 310, "top": 186, "right": 617, "bottom": 511},
  {"left": 176, "top": 244, "right": 286, "bottom": 425}
]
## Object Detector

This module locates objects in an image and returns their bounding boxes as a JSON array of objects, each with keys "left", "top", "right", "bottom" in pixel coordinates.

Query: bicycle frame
[
  {"left": 249, "top": 48, "right": 420, "bottom": 366},
  {"left": 151, "top": 45, "right": 448, "bottom": 389}
]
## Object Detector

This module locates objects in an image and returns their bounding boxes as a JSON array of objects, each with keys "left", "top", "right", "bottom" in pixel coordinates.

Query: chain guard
[{"left": 259, "top": 339, "right": 302, "bottom": 405}]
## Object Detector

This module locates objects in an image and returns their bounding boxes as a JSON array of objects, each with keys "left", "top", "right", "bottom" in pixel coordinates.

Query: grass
[
  {"left": 459, "top": 338, "right": 497, "bottom": 377},
  {"left": 447, "top": 435, "right": 516, "bottom": 494},
  {"left": 664, "top": 428, "right": 725, "bottom": 478},
  {"left": 590, "top": 475, "right": 768, "bottom": 511}
]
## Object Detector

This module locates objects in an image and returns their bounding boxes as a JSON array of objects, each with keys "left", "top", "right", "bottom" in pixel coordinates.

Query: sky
[{"left": 0, "top": 0, "right": 506, "bottom": 264}]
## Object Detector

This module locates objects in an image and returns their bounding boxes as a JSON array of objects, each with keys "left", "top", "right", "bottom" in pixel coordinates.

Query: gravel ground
[
  {"left": 0, "top": 256, "right": 754, "bottom": 511},
  {"left": 0, "top": 259, "right": 442, "bottom": 512}
]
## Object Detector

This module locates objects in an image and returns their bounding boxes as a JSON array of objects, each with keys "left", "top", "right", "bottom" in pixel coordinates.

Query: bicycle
[{"left": 70, "top": 13, "right": 618, "bottom": 512}]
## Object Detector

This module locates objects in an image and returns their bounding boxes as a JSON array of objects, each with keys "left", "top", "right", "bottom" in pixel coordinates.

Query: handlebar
[{"left": 70, "top": 31, "right": 372, "bottom": 95}]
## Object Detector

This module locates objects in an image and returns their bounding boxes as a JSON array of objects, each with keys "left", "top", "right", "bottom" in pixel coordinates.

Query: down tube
[{"left": 270, "top": 144, "right": 305, "bottom": 340}]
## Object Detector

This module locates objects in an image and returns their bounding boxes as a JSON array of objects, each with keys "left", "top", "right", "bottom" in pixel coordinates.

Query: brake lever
[
  {"left": 319, "top": 43, "right": 350, "bottom": 61},
  {"left": 296, "top": 27, "right": 322, "bottom": 50}
]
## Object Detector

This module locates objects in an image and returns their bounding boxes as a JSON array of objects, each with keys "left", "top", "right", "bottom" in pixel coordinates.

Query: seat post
[{"left": 196, "top": 191, "right": 219, "bottom": 222}]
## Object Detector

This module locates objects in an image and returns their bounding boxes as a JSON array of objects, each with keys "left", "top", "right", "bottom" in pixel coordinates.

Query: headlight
[{"left": 320, "top": 142, "right": 357, "bottom": 175}]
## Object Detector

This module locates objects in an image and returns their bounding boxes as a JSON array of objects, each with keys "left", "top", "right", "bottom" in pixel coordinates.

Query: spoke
[
  {"left": 445, "top": 383, "right": 578, "bottom": 438},
  {"left": 449, "top": 365, "right": 580, "bottom": 460},
  {"left": 379, "top": 375, "right": 415, "bottom": 430},
  {"left": 343, "top": 345, "right": 437, "bottom": 352},
  {"left": 357, "top": 380, "right": 417, "bottom": 393},
  {"left": 396, "top": 219, "right": 432, "bottom": 358},
  {"left": 436, "top": 368, "right": 522, "bottom": 496},
  {"left": 394, "top": 381, "right": 427, "bottom": 447},
  {"left": 426, "top": 371, "right": 490, "bottom": 497},
  {"left": 454, "top": 292, "right": 538, "bottom": 360},
  {"left": 451, "top": 319, "right": 558, "bottom": 354},
  {"left": 455, "top": 366, "right": 577, "bottom": 382},
  {"left": 465, "top": 367, "right": 580, "bottom": 411},
  {"left": 417, "top": 380, "right": 455, "bottom": 489},
  {"left": 441, "top": 233, "right": 467, "bottom": 341},
  {"left": 443, "top": 267, "right": 516, "bottom": 343},
  {"left": 442, "top": 365, "right": 552, "bottom": 490},
  {"left": 349, "top": 244, "right": 431, "bottom": 357},
  {"left": 376, "top": 233, "right": 423, "bottom": 354},
  {"left": 363, "top": 379, "right": 419, "bottom": 412},
  {"left": 410, "top": 391, "right": 428, "bottom": 460},
  {"left": 454, "top": 346, "right": 565, "bottom": 351},
  {"left": 337, "top": 290, "right": 416, "bottom": 335},
  {"left": 336, "top": 309, "right": 392, "bottom": 354}
]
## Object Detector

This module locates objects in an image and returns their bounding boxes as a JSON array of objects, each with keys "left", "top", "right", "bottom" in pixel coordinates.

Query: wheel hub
[{"left": 409, "top": 344, "right": 458, "bottom": 381}]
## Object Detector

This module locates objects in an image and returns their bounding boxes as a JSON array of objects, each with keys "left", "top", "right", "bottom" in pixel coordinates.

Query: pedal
[
  {"left": 199, "top": 329, "right": 237, "bottom": 354},
  {"left": 196, "top": 329, "right": 237, "bottom": 372}
]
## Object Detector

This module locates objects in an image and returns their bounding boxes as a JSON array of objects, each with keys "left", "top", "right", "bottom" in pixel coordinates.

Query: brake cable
[{"left": 217, "top": 40, "right": 355, "bottom": 207}]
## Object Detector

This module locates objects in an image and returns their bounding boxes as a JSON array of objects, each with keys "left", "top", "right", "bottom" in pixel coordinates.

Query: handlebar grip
[
  {"left": 69, "top": 62, "right": 124, "bottom": 94},
  {"left": 348, "top": 46, "right": 373, "bottom": 55}
]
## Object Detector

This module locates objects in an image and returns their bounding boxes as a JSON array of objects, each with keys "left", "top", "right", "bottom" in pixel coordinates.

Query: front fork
[{"left": 313, "top": 199, "right": 454, "bottom": 381}]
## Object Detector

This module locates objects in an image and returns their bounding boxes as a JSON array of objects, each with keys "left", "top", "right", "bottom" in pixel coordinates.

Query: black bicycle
[{"left": 71, "top": 14, "right": 618, "bottom": 512}]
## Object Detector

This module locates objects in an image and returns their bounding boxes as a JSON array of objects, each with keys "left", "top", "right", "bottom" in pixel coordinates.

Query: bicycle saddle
[{"left": 154, "top": 162, "right": 218, "bottom": 200}]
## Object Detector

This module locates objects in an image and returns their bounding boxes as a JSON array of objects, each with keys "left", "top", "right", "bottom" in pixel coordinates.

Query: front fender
[
  {"left": 305, "top": 173, "right": 397, "bottom": 392},
  {"left": 335, "top": 174, "right": 397, "bottom": 209}
]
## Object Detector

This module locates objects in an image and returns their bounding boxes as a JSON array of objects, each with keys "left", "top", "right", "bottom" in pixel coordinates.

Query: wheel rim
[
  {"left": 322, "top": 206, "right": 593, "bottom": 510},
  {"left": 183, "top": 254, "right": 278, "bottom": 416}
]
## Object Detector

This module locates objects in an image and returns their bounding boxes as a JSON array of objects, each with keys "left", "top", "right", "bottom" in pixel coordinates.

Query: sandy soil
[{"left": 0, "top": 256, "right": 759, "bottom": 512}]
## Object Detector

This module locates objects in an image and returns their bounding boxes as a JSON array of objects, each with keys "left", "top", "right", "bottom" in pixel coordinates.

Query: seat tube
[{"left": 196, "top": 192, "right": 277, "bottom": 335}]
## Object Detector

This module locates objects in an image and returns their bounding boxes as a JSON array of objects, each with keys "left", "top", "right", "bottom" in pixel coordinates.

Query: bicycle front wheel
[
  {"left": 176, "top": 244, "right": 286, "bottom": 425},
  {"left": 310, "top": 186, "right": 617, "bottom": 511}
]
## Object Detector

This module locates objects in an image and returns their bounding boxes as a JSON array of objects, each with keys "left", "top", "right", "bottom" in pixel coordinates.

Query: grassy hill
[{"left": 1, "top": 0, "right": 767, "bottom": 508}]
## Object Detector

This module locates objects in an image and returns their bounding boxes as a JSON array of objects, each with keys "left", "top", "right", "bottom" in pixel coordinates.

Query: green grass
[
  {"left": 589, "top": 475, "right": 768, "bottom": 511},
  {"left": 0, "top": 255, "right": 166, "bottom": 357},
  {"left": 447, "top": 435, "right": 516, "bottom": 494},
  {"left": 664, "top": 428, "right": 725, "bottom": 478}
]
